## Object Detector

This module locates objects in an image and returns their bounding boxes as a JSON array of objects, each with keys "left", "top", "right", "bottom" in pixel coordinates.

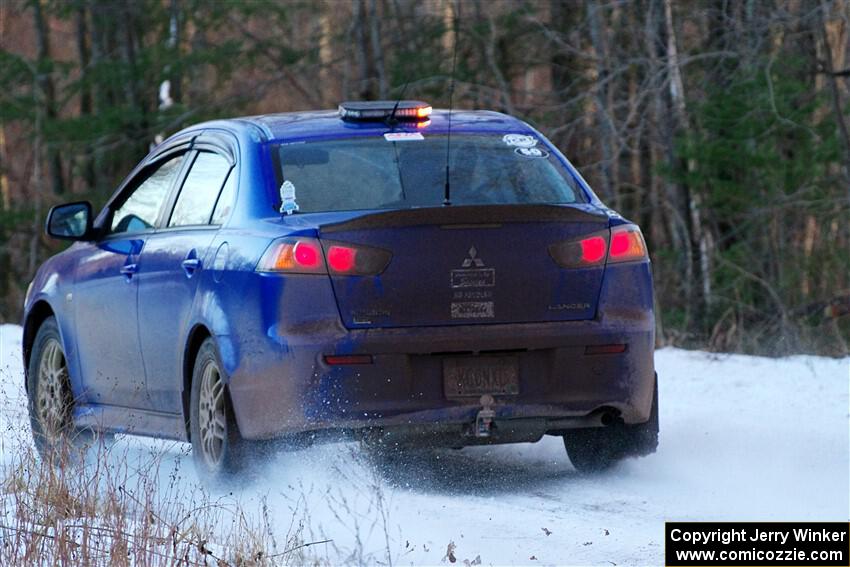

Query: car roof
[{"left": 182, "top": 109, "right": 537, "bottom": 142}]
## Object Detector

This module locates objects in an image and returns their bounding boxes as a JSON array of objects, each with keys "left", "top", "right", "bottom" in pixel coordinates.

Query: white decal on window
[
  {"left": 279, "top": 180, "right": 299, "bottom": 215},
  {"left": 502, "top": 134, "right": 537, "bottom": 148},
  {"left": 514, "top": 147, "right": 549, "bottom": 158},
  {"left": 384, "top": 132, "right": 424, "bottom": 141}
]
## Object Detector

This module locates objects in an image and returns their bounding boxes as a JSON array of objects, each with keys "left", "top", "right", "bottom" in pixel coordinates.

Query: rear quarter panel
[{"left": 197, "top": 227, "right": 349, "bottom": 436}]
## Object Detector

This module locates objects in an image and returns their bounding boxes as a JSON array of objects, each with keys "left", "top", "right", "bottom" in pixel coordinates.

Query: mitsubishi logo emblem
[
  {"left": 462, "top": 246, "right": 485, "bottom": 268},
  {"left": 451, "top": 246, "right": 495, "bottom": 289}
]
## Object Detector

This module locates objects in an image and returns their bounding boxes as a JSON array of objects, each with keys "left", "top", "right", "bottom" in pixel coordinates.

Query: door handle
[
  {"left": 120, "top": 263, "right": 138, "bottom": 280},
  {"left": 181, "top": 257, "right": 201, "bottom": 276}
]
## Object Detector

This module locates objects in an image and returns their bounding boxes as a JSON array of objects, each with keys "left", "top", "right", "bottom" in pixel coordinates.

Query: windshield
[{"left": 271, "top": 133, "right": 587, "bottom": 213}]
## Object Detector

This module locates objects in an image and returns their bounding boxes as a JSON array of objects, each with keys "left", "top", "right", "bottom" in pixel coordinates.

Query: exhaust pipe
[
  {"left": 547, "top": 408, "right": 623, "bottom": 431},
  {"left": 600, "top": 410, "right": 618, "bottom": 426}
]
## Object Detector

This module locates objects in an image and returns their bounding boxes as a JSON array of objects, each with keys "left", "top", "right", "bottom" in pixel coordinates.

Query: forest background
[{"left": 0, "top": 0, "right": 848, "bottom": 355}]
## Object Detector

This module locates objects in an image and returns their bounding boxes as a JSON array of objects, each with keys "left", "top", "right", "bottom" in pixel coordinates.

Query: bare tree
[{"left": 31, "top": 0, "right": 64, "bottom": 196}]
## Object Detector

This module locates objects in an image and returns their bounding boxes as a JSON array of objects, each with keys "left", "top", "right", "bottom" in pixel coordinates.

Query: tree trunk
[
  {"left": 587, "top": 0, "right": 618, "bottom": 207},
  {"left": 29, "top": 75, "right": 45, "bottom": 279},
  {"left": 32, "top": 0, "right": 65, "bottom": 196},
  {"left": 76, "top": 0, "right": 96, "bottom": 191},
  {"left": 443, "top": 0, "right": 456, "bottom": 66},
  {"left": 368, "top": 0, "right": 388, "bottom": 98},
  {"left": 0, "top": 128, "right": 8, "bottom": 211},
  {"left": 88, "top": 0, "right": 111, "bottom": 192},
  {"left": 167, "top": 0, "right": 183, "bottom": 104},
  {"left": 118, "top": 2, "right": 147, "bottom": 157},
  {"left": 481, "top": 2, "right": 515, "bottom": 115},
  {"left": 819, "top": 0, "right": 850, "bottom": 184},
  {"left": 319, "top": 8, "right": 335, "bottom": 104},
  {"left": 645, "top": 0, "right": 694, "bottom": 328},
  {"left": 352, "top": 0, "right": 372, "bottom": 99},
  {"left": 663, "top": 0, "right": 713, "bottom": 321}
]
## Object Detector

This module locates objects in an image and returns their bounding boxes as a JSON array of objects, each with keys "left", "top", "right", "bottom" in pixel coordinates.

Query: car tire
[
  {"left": 189, "top": 337, "right": 246, "bottom": 479},
  {"left": 26, "top": 316, "right": 80, "bottom": 459},
  {"left": 563, "top": 374, "right": 659, "bottom": 473}
]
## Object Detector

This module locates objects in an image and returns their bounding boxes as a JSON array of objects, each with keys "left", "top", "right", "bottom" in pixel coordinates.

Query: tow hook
[{"left": 474, "top": 394, "right": 496, "bottom": 437}]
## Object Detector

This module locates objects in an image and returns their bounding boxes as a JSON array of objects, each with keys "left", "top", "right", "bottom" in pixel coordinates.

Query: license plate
[{"left": 443, "top": 357, "right": 519, "bottom": 398}]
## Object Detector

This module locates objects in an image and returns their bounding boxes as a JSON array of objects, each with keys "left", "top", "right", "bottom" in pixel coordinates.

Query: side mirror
[{"left": 46, "top": 201, "right": 93, "bottom": 241}]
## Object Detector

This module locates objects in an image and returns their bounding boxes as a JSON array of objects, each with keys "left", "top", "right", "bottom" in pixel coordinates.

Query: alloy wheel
[
  {"left": 35, "top": 338, "right": 70, "bottom": 440},
  {"left": 197, "top": 359, "right": 227, "bottom": 467}
]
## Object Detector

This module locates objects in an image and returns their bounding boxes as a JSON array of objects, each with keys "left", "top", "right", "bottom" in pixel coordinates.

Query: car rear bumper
[{"left": 226, "top": 315, "right": 656, "bottom": 441}]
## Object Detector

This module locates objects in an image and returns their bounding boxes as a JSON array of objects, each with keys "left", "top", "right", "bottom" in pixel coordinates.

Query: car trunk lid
[{"left": 318, "top": 205, "right": 609, "bottom": 329}]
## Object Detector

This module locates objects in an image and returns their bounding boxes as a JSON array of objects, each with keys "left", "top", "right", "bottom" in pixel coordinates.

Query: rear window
[{"left": 271, "top": 134, "right": 586, "bottom": 213}]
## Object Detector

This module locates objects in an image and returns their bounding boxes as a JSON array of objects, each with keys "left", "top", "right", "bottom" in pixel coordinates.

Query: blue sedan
[{"left": 24, "top": 101, "right": 657, "bottom": 477}]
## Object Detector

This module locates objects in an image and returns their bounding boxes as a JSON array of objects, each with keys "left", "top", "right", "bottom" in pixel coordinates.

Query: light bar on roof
[{"left": 338, "top": 100, "right": 432, "bottom": 122}]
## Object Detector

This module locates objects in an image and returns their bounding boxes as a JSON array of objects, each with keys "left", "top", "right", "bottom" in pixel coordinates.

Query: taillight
[
  {"left": 549, "top": 231, "right": 609, "bottom": 268},
  {"left": 327, "top": 245, "right": 357, "bottom": 273},
  {"left": 608, "top": 225, "right": 647, "bottom": 264},
  {"left": 294, "top": 241, "right": 321, "bottom": 267},
  {"left": 257, "top": 238, "right": 326, "bottom": 274},
  {"left": 322, "top": 239, "right": 391, "bottom": 276},
  {"left": 549, "top": 225, "right": 647, "bottom": 268},
  {"left": 581, "top": 236, "right": 607, "bottom": 263},
  {"left": 257, "top": 237, "right": 390, "bottom": 275}
]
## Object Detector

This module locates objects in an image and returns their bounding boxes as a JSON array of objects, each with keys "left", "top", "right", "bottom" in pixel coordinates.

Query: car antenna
[
  {"left": 387, "top": 80, "right": 411, "bottom": 202},
  {"left": 387, "top": 81, "right": 410, "bottom": 127},
  {"left": 443, "top": 12, "right": 459, "bottom": 207}
]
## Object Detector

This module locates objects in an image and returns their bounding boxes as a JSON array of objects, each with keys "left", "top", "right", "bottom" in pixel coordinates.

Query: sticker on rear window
[
  {"left": 384, "top": 132, "right": 424, "bottom": 142},
  {"left": 514, "top": 147, "right": 549, "bottom": 159},
  {"left": 279, "top": 180, "right": 299, "bottom": 215},
  {"left": 502, "top": 134, "right": 537, "bottom": 148}
]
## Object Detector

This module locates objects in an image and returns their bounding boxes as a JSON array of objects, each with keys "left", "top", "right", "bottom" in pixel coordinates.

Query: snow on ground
[{"left": 1, "top": 323, "right": 848, "bottom": 565}]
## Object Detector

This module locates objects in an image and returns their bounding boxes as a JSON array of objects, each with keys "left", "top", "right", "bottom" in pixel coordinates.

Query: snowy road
[{"left": 1, "top": 323, "right": 848, "bottom": 565}]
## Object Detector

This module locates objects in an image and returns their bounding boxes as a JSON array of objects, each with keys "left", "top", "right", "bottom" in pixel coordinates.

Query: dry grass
[
  {"left": 0, "top": 333, "right": 411, "bottom": 566},
  {"left": 0, "top": 429, "right": 327, "bottom": 566},
  {"left": 0, "top": 427, "right": 414, "bottom": 566}
]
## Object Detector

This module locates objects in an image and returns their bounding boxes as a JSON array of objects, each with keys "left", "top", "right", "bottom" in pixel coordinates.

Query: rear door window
[
  {"left": 169, "top": 152, "right": 232, "bottom": 227},
  {"left": 210, "top": 169, "right": 237, "bottom": 225}
]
